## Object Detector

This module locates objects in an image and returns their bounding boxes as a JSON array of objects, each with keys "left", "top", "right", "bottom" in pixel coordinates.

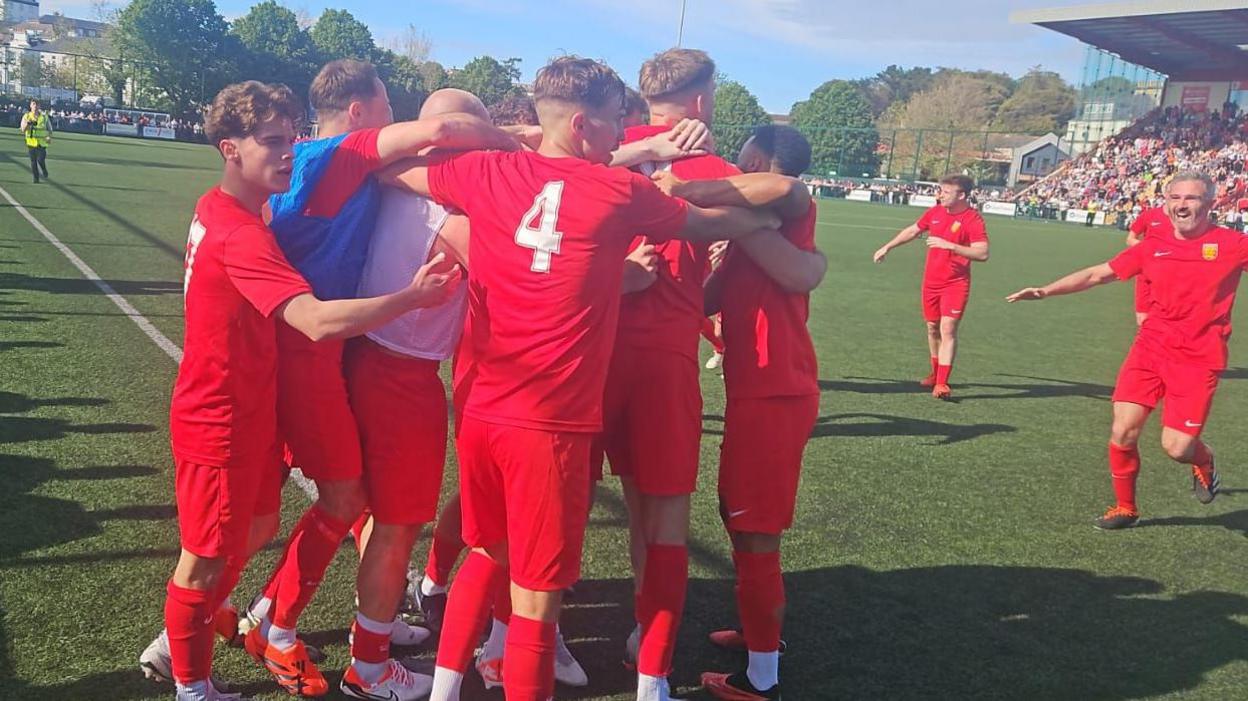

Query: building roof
[{"left": 1011, "top": 2, "right": 1248, "bottom": 81}]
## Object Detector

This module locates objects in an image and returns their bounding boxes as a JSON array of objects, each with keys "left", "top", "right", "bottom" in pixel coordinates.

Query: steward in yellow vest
[{"left": 20, "top": 101, "right": 52, "bottom": 183}]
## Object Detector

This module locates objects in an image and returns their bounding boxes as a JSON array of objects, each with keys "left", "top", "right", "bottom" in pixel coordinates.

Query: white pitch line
[
  {"left": 0, "top": 183, "right": 184, "bottom": 364},
  {"left": 0, "top": 182, "right": 322, "bottom": 497}
]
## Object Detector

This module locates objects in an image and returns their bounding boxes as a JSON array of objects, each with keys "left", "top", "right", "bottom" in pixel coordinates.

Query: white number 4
[{"left": 515, "top": 181, "right": 565, "bottom": 273}]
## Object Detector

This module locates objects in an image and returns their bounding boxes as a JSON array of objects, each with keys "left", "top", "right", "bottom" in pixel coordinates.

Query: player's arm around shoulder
[
  {"left": 278, "top": 252, "right": 461, "bottom": 342},
  {"left": 653, "top": 170, "right": 811, "bottom": 221},
  {"left": 734, "top": 231, "right": 827, "bottom": 294},
  {"left": 375, "top": 112, "right": 518, "bottom": 166}
]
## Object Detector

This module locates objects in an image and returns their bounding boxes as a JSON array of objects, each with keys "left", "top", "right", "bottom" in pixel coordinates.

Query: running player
[
  {"left": 384, "top": 55, "right": 780, "bottom": 701},
  {"left": 654, "top": 125, "right": 825, "bottom": 701},
  {"left": 159, "top": 80, "right": 457, "bottom": 701},
  {"left": 873, "top": 175, "right": 990, "bottom": 400},
  {"left": 1007, "top": 172, "right": 1232, "bottom": 530},
  {"left": 242, "top": 59, "right": 518, "bottom": 697},
  {"left": 1125, "top": 205, "right": 1173, "bottom": 325}
]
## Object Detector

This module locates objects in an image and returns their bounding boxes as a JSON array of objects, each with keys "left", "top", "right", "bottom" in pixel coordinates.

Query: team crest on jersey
[
  {"left": 951, "top": 221, "right": 962, "bottom": 233},
  {"left": 1202, "top": 243, "right": 1219, "bottom": 261}
]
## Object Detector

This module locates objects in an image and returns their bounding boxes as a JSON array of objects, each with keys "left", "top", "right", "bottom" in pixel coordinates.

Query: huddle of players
[
  {"left": 875, "top": 170, "right": 1229, "bottom": 532},
  {"left": 149, "top": 47, "right": 824, "bottom": 701}
]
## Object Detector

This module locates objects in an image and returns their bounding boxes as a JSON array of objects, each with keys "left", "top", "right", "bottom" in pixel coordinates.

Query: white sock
[
  {"left": 250, "top": 596, "right": 274, "bottom": 638},
  {"left": 267, "top": 622, "right": 297, "bottom": 651},
  {"left": 482, "top": 617, "right": 507, "bottom": 659},
  {"left": 351, "top": 658, "right": 389, "bottom": 685},
  {"left": 356, "top": 611, "right": 392, "bottom": 635},
  {"left": 747, "top": 650, "right": 780, "bottom": 690},
  {"left": 421, "top": 575, "right": 447, "bottom": 597},
  {"left": 174, "top": 680, "right": 211, "bottom": 701},
  {"left": 220, "top": 594, "right": 234, "bottom": 611},
  {"left": 637, "top": 672, "right": 670, "bottom": 701},
  {"left": 429, "top": 666, "right": 464, "bottom": 701}
]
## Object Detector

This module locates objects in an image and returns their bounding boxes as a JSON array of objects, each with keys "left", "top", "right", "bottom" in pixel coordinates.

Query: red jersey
[
  {"left": 427, "top": 150, "right": 689, "bottom": 432},
  {"left": 171, "top": 187, "right": 312, "bottom": 466},
  {"left": 916, "top": 205, "right": 988, "bottom": 287},
  {"left": 1109, "top": 225, "right": 1248, "bottom": 369},
  {"left": 616, "top": 124, "right": 741, "bottom": 361},
  {"left": 720, "top": 199, "right": 820, "bottom": 399},
  {"left": 1129, "top": 206, "right": 1172, "bottom": 241}
]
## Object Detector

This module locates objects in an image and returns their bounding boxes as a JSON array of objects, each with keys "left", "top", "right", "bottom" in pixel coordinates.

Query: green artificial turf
[{"left": 0, "top": 132, "right": 1245, "bottom": 700}]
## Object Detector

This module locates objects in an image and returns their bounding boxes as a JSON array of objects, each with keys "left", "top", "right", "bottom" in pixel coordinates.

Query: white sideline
[
  {"left": 0, "top": 183, "right": 184, "bottom": 363},
  {"left": 0, "top": 183, "right": 322, "bottom": 497}
]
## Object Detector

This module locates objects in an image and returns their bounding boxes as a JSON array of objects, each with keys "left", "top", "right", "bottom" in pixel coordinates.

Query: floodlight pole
[{"left": 677, "top": 0, "right": 687, "bottom": 46}]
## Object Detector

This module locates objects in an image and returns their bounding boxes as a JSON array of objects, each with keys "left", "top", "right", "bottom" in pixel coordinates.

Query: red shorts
[
  {"left": 344, "top": 338, "right": 447, "bottom": 525},
  {"left": 1112, "top": 343, "right": 1221, "bottom": 436},
  {"left": 719, "top": 395, "right": 820, "bottom": 535},
  {"left": 175, "top": 455, "right": 278, "bottom": 559},
  {"left": 921, "top": 281, "right": 970, "bottom": 323},
  {"left": 596, "top": 345, "right": 702, "bottom": 496},
  {"left": 276, "top": 322, "right": 362, "bottom": 483},
  {"left": 456, "top": 416, "right": 591, "bottom": 591},
  {"left": 1134, "top": 276, "right": 1151, "bottom": 314}
]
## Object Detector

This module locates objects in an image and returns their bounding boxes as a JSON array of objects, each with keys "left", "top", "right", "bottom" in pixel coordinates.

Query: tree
[
  {"left": 385, "top": 23, "right": 432, "bottom": 64},
  {"left": 790, "top": 80, "right": 879, "bottom": 176},
  {"left": 713, "top": 80, "right": 770, "bottom": 162},
  {"left": 448, "top": 56, "right": 522, "bottom": 107},
  {"left": 993, "top": 68, "right": 1076, "bottom": 134},
  {"left": 113, "top": 0, "right": 237, "bottom": 116},
  {"left": 853, "top": 65, "right": 935, "bottom": 117},
  {"left": 231, "top": 1, "right": 319, "bottom": 100},
  {"left": 418, "top": 61, "right": 449, "bottom": 94},
  {"left": 880, "top": 75, "right": 1003, "bottom": 179},
  {"left": 310, "top": 8, "right": 376, "bottom": 61}
]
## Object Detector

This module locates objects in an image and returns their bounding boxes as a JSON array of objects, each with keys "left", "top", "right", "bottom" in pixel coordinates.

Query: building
[
  {"left": 0, "top": 1, "right": 38, "bottom": 24},
  {"left": 1013, "top": 2, "right": 1248, "bottom": 152},
  {"left": 1008, "top": 133, "right": 1070, "bottom": 187}
]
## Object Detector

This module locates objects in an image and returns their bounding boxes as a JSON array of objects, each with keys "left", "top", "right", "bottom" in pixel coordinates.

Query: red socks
[
  {"left": 426, "top": 532, "right": 465, "bottom": 587},
  {"left": 503, "top": 614, "right": 556, "bottom": 701},
  {"left": 930, "top": 356, "right": 939, "bottom": 375},
  {"left": 701, "top": 316, "right": 725, "bottom": 353},
  {"left": 164, "top": 580, "right": 215, "bottom": 683},
  {"left": 637, "top": 544, "right": 688, "bottom": 676},
  {"left": 733, "top": 550, "right": 785, "bottom": 653},
  {"left": 350, "top": 511, "right": 370, "bottom": 548},
  {"left": 1108, "top": 442, "right": 1141, "bottom": 511},
  {"left": 936, "top": 364, "right": 952, "bottom": 386},
  {"left": 435, "top": 551, "right": 503, "bottom": 673},
  {"left": 350, "top": 616, "right": 391, "bottom": 665},
  {"left": 270, "top": 505, "right": 353, "bottom": 629}
]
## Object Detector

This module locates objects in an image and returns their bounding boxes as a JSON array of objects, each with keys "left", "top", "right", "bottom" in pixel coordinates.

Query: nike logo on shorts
[
  {"left": 728, "top": 509, "right": 749, "bottom": 518},
  {"left": 1185, "top": 420, "right": 1202, "bottom": 428}
]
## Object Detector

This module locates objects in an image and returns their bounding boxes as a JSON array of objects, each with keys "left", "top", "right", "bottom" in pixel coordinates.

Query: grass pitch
[{"left": 0, "top": 132, "right": 1246, "bottom": 700}]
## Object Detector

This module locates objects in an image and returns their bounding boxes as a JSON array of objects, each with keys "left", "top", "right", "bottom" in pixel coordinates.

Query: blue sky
[{"left": 43, "top": 0, "right": 1095, "bottom": 113}]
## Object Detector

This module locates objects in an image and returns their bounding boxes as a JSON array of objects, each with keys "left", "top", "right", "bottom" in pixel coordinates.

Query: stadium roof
[{"left": 1011, "top": 1, "right": 1248, "bottom": 81}]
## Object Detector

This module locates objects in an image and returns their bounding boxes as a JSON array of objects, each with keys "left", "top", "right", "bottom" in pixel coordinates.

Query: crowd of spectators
[
  {"left": 804, "top": 178, "right": 1003, "bottom": 206},
  {"left": 1011, "top": 104, "right": 1248, "bottom": 230},
  {"left": 2, "top": 98, "right": 205, "bottom": 142}
]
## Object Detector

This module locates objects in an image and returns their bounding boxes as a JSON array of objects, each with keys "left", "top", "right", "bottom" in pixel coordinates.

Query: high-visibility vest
[{"left": 23, "top": 112, "right": 50, "bottom": 148}]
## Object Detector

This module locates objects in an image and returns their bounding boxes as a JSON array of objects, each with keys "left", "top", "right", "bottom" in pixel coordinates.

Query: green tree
[
  {"left": 114, "top": 0, "right": 236, "bottom": 115},
  {"left": 713, "top": 80, "right": 770, "bottom": 162},
  {"left": 448, "top": 56, "right": 522, "bottom": 107},
  {"left": 790, "top": 80, "right": 879, "bottom": 176},
  {"left": 310, "top": 8, "right": 376, "bottom": 61},
  {"left": 993, "top": 68, "right": 1076, "bottom": 134},
  {"left": 418, "top": 61, "right": 449, "bottom": 94},
  {"left": 231, "top": 1, "right": 319, "bottom": 99},
  {"left": 852, "top": 65, "right": 935, "bottom": 117}
]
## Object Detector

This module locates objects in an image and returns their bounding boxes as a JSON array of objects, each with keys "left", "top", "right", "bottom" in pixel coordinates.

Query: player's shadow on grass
[
  {"left": 1141, "top": 508, "right": 1248, "bottom": 537},
  {"left": 39, "top": 152, "right": 218, "bottom": 173},
  {"left": 704, "top": 412, "right": 1015, "bottom": 445},
  {"left": 0, "top": 271, "right": 183, "bottom": 296},
  {"left": 0, "top": 340, "right": 61, "bottom": 353},
  {"left": 0, "top": 314, "right": 47, "bottom": 323},
  {"left": 558, "top": 565, "right": 1248, "bottom": 701},
  {"left": 820, "top": 373, "right": 1112, "bottom": 402}
]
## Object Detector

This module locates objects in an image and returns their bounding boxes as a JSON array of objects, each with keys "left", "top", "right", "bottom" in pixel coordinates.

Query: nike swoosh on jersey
[{"left": 1154, "top": 251, "right": 1173, "bottom": 257}]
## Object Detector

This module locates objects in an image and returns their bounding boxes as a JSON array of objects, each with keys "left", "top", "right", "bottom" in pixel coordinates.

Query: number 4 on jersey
[{"left": 515, "top": 181, "right": 565, "bottom": 273}]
